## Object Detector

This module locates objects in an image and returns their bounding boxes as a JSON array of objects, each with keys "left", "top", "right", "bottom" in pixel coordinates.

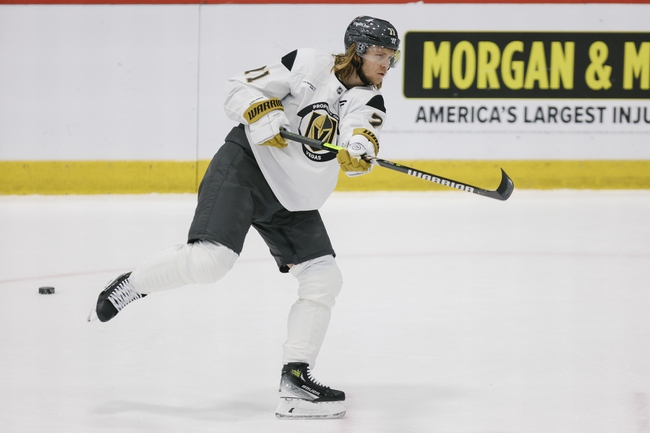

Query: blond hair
[{"left": 332, "top": 44, "right": 382, "bottom": 90}]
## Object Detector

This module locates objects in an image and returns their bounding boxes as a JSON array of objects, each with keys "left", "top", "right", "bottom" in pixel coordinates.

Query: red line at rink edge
[
  {"left": 1, "top": 250, "right": 647, "bottom": 285},
  {"left": 1, "top": 0, "right": 649, "bottom": 4}
]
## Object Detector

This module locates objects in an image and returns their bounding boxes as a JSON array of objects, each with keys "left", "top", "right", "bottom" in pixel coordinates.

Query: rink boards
[{"left": 0, "top": 1, "right": 648, "bottom": 193}]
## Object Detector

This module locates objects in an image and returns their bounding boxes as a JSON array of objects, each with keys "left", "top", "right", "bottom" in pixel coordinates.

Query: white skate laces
[
  {"left": 88, "top": 272, "right": 144, "bottom": 322},
  {"left": 107, "top": 280, "right": 141, "bottom": 311},
  {"left": 305, "top": 369, "right": 327, "bottom": 390}
]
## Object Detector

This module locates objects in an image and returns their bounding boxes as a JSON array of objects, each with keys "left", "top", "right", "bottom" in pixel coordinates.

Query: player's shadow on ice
[
  {"left": 347, "top": 383, "right": 456, "bottom": 415},
  {"left": 92, "top": 384, "right": 451, "bottom": 425},
  {"left": 93, "top": 398, "right": 269, "bottom": 422}
]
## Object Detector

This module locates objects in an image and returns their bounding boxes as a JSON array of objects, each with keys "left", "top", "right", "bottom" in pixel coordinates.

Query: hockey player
[{"left": 89, "top": 15, "right": 400, "bottom": 420}]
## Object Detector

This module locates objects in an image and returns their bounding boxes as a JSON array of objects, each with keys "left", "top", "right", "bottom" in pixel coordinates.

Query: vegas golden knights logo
[
  {"left": 297, "top": 103, "right": 339, "bottom": 163},
  {"left": 305, "top": 113, "right": 338, "bottom": 144}
]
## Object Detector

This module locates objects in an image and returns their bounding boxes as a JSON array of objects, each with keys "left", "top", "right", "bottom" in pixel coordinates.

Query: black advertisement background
[{"left": 404, "top": 31, "right": 650, "bottom": 99}]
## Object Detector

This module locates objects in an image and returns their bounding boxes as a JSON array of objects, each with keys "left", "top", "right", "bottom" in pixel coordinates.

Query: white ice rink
[{"left": 1, "top": 190, "right": 649, "bottom": 433}]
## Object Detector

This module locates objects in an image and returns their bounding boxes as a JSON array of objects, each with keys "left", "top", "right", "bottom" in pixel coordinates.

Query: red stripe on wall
[{"left": 2, "top": 0, "right": 650, "bottom": 4}]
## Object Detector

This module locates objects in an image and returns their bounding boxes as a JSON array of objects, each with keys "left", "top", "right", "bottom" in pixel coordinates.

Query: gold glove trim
[
  {"left": 245, "top": 98, "right": 284, "bottom": 124},
  {"left": 337, "top": 149, "right": 371, "bottom": 172},
  {"left": 352, "top": 128, "right": 379, "bottom": 154}
]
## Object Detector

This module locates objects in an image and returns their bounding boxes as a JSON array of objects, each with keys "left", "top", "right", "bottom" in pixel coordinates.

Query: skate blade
[
  {"left": 275, "top": 398, "right": 345, "bottom": 420},
  {"left": 87, "top": 306, "right": 98, "bottom": 322}
]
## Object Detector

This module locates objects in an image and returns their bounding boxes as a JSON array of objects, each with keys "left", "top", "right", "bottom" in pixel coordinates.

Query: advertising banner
[{"left": 1, "top": 2, "right": 649, "bottom": 193}]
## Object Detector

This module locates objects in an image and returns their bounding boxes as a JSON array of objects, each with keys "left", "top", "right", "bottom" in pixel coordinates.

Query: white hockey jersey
[{"left": 224, "top": 48, "right": 387, "bottom": 212}]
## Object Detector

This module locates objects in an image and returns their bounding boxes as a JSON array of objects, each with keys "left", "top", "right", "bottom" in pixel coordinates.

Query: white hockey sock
[
  {"left": 283, "top": 255, "right": 342, "bottom": 367},
  {"left": 129, "top": 241, "right": 238, "bottom": 294}
]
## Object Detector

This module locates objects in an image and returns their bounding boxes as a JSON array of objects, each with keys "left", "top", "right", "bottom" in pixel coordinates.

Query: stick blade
[{"left": 489, "top": 168, "right": 514, "bottom": 201}]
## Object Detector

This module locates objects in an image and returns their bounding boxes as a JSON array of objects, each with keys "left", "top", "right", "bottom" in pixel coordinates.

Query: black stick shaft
[{"left": 279, "top": 129, "right": 514, "bottom": 201}]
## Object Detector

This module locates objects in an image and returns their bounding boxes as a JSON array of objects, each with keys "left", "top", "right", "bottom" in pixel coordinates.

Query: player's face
[
  {"left": 360, "top": 46, "right": 400, "bottom": 85},
  {"left": 362, "top": 46, "right": 401, "bottom": 69}
]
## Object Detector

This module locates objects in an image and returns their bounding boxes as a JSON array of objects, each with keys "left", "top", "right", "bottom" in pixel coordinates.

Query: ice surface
[{"left": 1, "top": 190, "right": 649, "bottom": 433}]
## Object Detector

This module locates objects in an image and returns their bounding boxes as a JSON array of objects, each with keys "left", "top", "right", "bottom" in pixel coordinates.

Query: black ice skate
[
  {"left": 87, "top": 272, "right": 145, "bottom": 322},
  {"left": 275, "top": 362, "right": 346, "bottom": 420}
]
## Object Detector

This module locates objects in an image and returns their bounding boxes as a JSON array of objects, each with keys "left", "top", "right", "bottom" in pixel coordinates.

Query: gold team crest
[{"left": 298, "top": 104, "right": 339, "bottom": 162}]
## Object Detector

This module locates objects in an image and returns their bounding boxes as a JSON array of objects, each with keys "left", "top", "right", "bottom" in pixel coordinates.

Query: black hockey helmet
[{"left": 344, "top": 16, "right": 400, "bottom": 55}]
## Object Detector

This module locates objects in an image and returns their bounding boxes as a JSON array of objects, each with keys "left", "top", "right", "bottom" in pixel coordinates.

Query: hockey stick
[{"left": 280, "top": 130, "right": 514, "bottom": 201}]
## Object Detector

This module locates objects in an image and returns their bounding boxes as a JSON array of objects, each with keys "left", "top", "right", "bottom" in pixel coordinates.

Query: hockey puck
[{"left": 38, "top": 286, "right": 55, "bottom": 295}]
